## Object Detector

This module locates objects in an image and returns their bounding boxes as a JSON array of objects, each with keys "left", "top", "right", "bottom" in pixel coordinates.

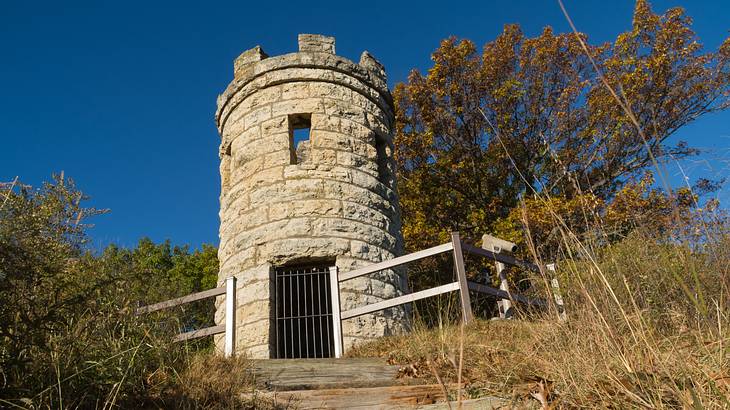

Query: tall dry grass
[{"left": 350, "top": 220, "right": 730, "bottom": 408}]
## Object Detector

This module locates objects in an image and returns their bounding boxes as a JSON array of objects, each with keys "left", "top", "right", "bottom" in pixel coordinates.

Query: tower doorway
[{"left": 274, "top": 264, "right": 335, "bottom": 358}]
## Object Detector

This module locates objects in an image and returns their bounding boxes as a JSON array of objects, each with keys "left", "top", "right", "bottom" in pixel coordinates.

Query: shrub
[{"left": 0, "top": 176, "right": 253, "bottom": 409}]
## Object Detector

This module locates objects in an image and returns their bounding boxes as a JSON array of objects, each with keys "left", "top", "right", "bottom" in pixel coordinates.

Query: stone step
[{"left": 250, "top": 358, "right": 401, "bottom": 390}]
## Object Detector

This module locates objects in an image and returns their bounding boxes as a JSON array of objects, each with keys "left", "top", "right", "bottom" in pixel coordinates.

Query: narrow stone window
[
  {"left": 288, "top": 113, "right": 312, "bottom": 164},
  {"left": 220, "top": 143, "right": 232, "bottom": 193},
  {"left": 375, "top": 138, "right": 392, "bottom": 187}
]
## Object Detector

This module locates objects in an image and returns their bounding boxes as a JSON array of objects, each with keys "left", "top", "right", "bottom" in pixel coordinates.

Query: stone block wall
[{"left": 214, "top": 34, "right": 408, "bottom": 358}]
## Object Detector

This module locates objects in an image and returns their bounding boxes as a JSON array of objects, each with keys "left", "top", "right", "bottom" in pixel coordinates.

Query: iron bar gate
[{"left": 274, "top": 264, "right": 334, "bottom": 358}]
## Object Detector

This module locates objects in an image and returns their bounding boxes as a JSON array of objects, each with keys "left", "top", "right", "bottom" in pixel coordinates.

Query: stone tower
[{"left": 214, "top": 34, "right": 408, "bottom": 358}]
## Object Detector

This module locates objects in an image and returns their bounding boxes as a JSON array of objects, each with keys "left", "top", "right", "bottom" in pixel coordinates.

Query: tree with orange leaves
[{"left": 394, "top": 0, "right": 729, "bottom": 252}]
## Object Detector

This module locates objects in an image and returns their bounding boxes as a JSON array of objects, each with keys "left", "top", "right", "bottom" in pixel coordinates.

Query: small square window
[{"left": 289, "top": 113, "right": 312, "bottom": 164}]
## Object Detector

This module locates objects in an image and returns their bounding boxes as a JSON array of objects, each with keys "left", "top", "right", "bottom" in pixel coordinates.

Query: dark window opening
[
  {"left": 274, "top": 263, "right": 334, "bottom": 359},
  {"left": 288, "top": 113, "right": 312, "bottom": 164},
  {"left": 375, "top": 138, "right": 392, "bottom": 187},
  {"left": 221, "top": 143, "right": 233, "bottom": 193}
]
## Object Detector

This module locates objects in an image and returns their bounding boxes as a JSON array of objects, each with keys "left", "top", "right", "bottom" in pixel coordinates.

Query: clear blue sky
[{"left": 1, "top": 0, "right": 728, "bottom": 250}]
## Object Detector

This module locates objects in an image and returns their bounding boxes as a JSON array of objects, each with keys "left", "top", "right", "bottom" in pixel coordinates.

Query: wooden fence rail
[
  {"left": 136, "top": 286, "right": 226, "bottom": 315},
  {"left": 460, "top": 243, "right": 541, "bottom": 272},
  {"left": 136, "top": 231, "right": 563, "bottom": 359},
  {"left": 136, "top": 276, "right": 237, "bottom": 357},
  {"left": 330, "top": 231, "right": 554, "bottom": 357}
]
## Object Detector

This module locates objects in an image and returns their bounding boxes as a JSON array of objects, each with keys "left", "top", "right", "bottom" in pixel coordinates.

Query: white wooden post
[
  {"left": 329, "top": 266, "right": 343, "bottom": 358},
  {"left": 547, "top": 264, "right": 566, "bottom": 321},
  {"left": 496, "top": 261, "right": 513, "bottom": 319},
  {"left": 481, "top": 234, "right": 517, "bottom": 319},
  {"left": 224, "top": 276, "right": 237, "bottom": 358}
]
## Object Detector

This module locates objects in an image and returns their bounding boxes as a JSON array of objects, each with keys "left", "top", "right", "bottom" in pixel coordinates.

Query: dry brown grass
[
  {"left": 350, "top": 316, "right": 729, "bottom": 408},
  {"left": 143, "top": 353, "right": 281, "bottom": 410},
  {"left": 349, "top": 231, "right": 730, "bottom": 408}
]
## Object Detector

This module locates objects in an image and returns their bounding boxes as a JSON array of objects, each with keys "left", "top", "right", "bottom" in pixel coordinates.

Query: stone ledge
[
  {"left": 218, "top": 57, "right": 393, "bottom": 128},
  {"left": 218, "top": 77, "right": 392, "bottom": 134}
]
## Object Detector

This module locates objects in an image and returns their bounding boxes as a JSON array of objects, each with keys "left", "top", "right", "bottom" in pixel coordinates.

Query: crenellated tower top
[{"left": 215, "top": 34, "right": 393, "bottom": 134}]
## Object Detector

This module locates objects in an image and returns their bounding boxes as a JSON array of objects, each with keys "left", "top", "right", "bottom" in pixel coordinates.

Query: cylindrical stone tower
[{"left": 214, "top": 34, "right": 408, "bottom": 358}]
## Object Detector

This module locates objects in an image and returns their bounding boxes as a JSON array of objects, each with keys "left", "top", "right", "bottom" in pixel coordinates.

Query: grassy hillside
[{"left": 349, "top": 231, "right": 730, "bottom": 408}]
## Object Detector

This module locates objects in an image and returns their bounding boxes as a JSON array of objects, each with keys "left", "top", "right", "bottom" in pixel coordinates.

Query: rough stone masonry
[{"left": 214, "top": 34, "right": 409, "bottom": 358}]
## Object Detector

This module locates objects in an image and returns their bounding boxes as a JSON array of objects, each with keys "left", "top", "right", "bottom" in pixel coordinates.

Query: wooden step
[
  {"left": 247, "top": 358, "right": 506, "bottom": 408},
  {"left": 248, "top": 384, "right": 449, "bottom": 409},
  {"left": 418, "top": 397, "right": 509, "bottom": 409},
  {"left": 250, "top": 358, "right": 400, "bottom": 390}
]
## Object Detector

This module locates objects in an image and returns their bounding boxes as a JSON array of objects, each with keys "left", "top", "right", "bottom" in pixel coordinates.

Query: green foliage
[
  {"left": 100, "top": 237, "right": 219, "bottom": 332},
  {"left": 0, "top": 176, "right": 221, "bottom": 408},
  {"left": 0, "top": 175, "right": 108, "bottom": 390}
]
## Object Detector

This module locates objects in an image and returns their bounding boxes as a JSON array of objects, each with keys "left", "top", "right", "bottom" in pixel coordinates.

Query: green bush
[{"left": 0, "top": 176, "right": 225, "bottom": 408}]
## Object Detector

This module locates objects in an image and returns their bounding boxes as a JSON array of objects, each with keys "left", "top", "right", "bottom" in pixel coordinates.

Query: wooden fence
[
  {"left": 136, "top": 276, "right": 237, "bottom": 358},
  {"left": 137, "top": 232, "right": 562, "bottom": 358},
  {"left": 329, "top": 232, "right": 550, "bottom": 357}
]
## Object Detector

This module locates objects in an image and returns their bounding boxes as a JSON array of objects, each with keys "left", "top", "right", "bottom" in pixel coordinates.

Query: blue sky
[{"left": 1, "top": 0, "right": 728, "bottom": 250}]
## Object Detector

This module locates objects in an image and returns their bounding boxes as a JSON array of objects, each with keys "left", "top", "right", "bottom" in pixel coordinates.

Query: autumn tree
[{"left": 394, "top": 0, "right": 730, "bottom": 252}]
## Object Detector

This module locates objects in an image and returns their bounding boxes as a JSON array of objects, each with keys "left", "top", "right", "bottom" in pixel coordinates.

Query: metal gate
[{"left": 274, "top": 264, "right": 334, "bottom": 358}]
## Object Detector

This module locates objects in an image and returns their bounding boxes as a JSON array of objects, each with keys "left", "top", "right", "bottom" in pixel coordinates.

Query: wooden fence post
[
  {"left": 451, "top": 232, "right": 473, "bottom": 324},
  {"left": 224, "top": 276, "right": 237, "bottom": 358},
  {"left": 547, "top": 264, "right": 566, "bottom": 322},
  {"left": 495, "top": 261, "right": 513, "bottom": 319},
  {"left": 329, "top": 266, "right": 344, "bottom": 358}
]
